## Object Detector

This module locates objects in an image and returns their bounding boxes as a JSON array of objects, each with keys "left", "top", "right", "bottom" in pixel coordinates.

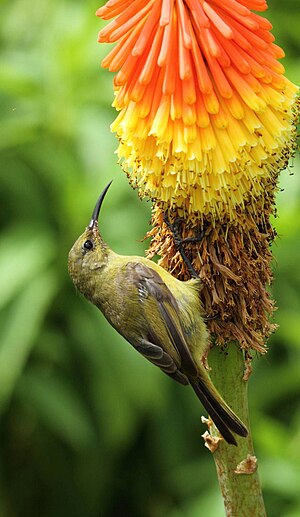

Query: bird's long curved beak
[{"left": 88, "top": 180, "right": 113, "bottom": 230}]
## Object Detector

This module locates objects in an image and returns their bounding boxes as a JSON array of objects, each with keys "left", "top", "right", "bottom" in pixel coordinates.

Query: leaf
[
  {"left": 261, "top": 458, "right": 300, "bottom": 498},
  {"left": 0, "top": 226, "right": 55, "bottom": 311},
  {"left": 0, "top": 270, "right": 58, "bottom": 414},
  {"left": 17, "top": 368, "right": 97, "bottom": 451}
]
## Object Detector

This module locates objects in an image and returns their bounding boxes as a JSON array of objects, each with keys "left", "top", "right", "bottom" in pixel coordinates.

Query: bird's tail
[{"left": 191, "top": 377, "right": 248, "bottom": 446}]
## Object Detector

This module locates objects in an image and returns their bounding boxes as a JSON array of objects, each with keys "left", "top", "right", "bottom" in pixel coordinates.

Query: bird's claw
[{"left": 163, "top": 212, "right": 203, "bottom": 279}]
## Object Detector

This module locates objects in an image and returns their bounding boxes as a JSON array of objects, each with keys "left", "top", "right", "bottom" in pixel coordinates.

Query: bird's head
[{"left": 68, "top": 181, "right": 113, "bottom": 288}]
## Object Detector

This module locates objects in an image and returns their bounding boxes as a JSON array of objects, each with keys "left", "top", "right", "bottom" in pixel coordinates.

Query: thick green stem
[{"left": 208, "top": 342, "right": 266, "bottom": 517}]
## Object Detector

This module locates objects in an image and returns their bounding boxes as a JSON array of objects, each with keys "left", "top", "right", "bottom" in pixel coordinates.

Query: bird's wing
[
  {"left": 135, "top": 339, "right": 189, "bottom": 385},
  {"left": 124, "top": 262, "right": 248, "bottom": 445},
  {"left": 125, "top": 261, "right": 198, "bottom": 384}
]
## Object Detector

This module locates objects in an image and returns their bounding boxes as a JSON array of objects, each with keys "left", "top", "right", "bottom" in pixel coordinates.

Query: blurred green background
[{"left": 0, "top": 0, "right": 299, "bottom": 515}]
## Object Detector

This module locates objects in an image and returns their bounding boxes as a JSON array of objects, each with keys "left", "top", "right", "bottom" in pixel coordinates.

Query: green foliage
[{"left": 0, "top": 0, "right": 299, "bottom": 515}]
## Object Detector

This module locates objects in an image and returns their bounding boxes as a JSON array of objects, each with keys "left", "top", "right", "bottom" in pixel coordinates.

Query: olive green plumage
[{"left": 68, "top": 182, "right": 248, "bottom": 445}]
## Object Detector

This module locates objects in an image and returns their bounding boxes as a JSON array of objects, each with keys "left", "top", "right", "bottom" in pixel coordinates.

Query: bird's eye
[{"left": 83, "top": 239, "right": 94, "bottom": 251}]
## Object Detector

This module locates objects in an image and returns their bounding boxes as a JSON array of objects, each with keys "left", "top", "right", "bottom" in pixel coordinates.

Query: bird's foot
[
  {"left": 163, "top": 213, "right": 204, "bottom": 279},
  {"left": 203, "top": 313, "right": 218, "bottom": 323}
]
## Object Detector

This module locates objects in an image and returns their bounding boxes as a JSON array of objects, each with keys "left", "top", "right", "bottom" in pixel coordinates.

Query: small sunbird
[{"left": 68, "top": 181, "right": 248, "bottom": 445}]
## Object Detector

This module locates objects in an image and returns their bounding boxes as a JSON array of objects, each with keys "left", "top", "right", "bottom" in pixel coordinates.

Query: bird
[{"left": 68, "top": 181, "right": 248, "bottom": 445}]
